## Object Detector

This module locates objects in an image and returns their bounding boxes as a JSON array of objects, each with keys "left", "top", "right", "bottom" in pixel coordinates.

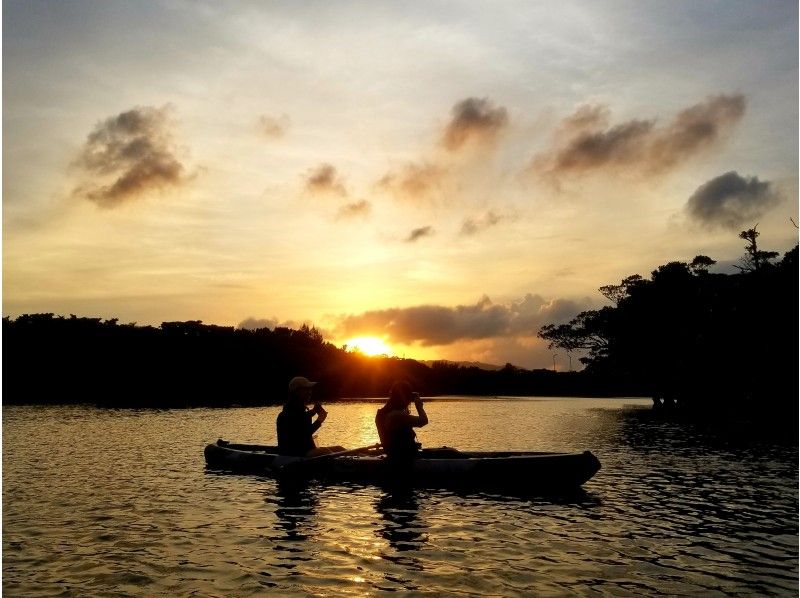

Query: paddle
[{"left": 279, "top": 443, "right": 382, "bottom": 476}]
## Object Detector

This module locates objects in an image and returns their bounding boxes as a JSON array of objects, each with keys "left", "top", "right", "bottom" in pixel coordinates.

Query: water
[{"left": 3, "top": 399, "right": 797, "bottom": 596}]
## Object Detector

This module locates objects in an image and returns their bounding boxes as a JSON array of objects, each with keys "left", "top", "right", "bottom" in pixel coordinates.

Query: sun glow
[{"left": 344, "top": 336, "right": 394, "bottom": 357}]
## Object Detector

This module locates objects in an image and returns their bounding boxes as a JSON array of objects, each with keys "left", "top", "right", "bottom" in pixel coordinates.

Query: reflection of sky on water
[{"left": 316, "top": 402, "right": 383, "bottom": 449}]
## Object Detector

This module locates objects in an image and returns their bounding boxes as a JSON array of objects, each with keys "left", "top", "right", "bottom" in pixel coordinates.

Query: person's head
[
  {"left": 387, "top": 380, "right": 414, "bottom": 409},
  {"left": 288, "top": 376, "right": 317, "bottom": 404}
]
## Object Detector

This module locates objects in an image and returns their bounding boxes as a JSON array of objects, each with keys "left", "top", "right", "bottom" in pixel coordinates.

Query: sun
[{"left": 345, "top": 336, "right": 394, "bottom": 357}]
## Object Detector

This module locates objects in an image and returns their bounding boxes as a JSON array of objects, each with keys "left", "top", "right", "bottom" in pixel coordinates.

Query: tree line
[{"left": 2, "top": 316, "right": 632, "bottom": 408}]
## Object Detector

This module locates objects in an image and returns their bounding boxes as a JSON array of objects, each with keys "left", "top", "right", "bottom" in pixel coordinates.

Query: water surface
[{"left": 3, "top": 399, "right": 797, "bottom": 596}]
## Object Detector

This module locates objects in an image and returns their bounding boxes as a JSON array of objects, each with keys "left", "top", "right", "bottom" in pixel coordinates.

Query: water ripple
[{"left": 3, "top": 401, "right": 797, "bottom": 596}]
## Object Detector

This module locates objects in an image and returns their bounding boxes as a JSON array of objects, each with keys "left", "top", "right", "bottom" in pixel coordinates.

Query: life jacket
[{"left": 375, "top": 404, "right": 418, "bottom": 459}]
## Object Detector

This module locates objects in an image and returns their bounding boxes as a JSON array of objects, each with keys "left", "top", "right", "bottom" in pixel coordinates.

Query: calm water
[{"left": 3, "top": 399, "right": 797, "bottom": 597}]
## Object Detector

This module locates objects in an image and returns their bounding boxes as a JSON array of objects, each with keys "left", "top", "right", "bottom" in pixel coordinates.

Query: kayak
[{"left": 204, "top": 440, "right": 602, "bottom": 491}]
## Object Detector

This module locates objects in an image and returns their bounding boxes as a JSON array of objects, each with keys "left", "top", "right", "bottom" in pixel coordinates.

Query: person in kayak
[
  {"left": 277, "top": 376, "right": 342, "bottom": 457},
  {"left": 375, "top": 381, "right": 428, "bottom": 461}
]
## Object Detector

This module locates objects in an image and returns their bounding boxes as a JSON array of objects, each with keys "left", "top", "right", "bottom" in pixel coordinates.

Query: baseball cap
[{"left": 289, "top": 376, "right": 317, "bottom": 393}]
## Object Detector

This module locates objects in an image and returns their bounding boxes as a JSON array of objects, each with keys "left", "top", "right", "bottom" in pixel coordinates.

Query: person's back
[
  {"left": 276, "top": 376, "right": 326, "bottom": 456},
  {"left": 277, "top": 401, "right": 316, "bottom": 456},
  {"left": 375, "top": 381, "right": 428, "bottom": 461}
]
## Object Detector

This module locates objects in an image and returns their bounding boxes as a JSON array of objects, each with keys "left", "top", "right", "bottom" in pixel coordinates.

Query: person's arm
[
  {"left": 396, "top": 393, "right": 428, "bottom": 427},
  {"left": 309, "top": 403, "right": 327, "bottom": 433},
  {"left": 412, "top": 393, "right": 428, "bottom": 427}
]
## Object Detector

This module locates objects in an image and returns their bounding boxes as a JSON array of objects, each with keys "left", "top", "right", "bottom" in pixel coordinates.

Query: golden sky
[{"left": 3, "top": 1, "right": 798, "bottom": 368}]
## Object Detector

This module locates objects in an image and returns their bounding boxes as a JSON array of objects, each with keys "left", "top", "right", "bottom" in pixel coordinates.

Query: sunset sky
[{"left": 3, "top": 1, "right": 798, "bottom": 368}]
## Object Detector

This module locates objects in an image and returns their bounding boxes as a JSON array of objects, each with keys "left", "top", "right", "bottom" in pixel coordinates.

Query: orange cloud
[
  {"left": 405, "top": 226, "right": 434, "bottom": 242},
  {"left": 441, "top": 97, "right": 508, "bottom": 151},
  {"left": 335, "top": 199, "right": 372, "bottom": 219},
  {"left": 304, "top": 163, "right": 347, "bottom": 196},
  {"left": 377, "top": 161, "right": 448, "bottom": 201},
  {"left": 258, "top": 114, "right": 289, "bottom": 138},
  {"left": 460, "top": 211, "right": 506, "bottom": 236}
]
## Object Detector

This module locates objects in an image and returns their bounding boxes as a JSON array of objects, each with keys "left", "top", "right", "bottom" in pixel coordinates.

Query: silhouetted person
[
  {"left": 375, "top": 381, "right": 428, "bottom": 462},
  {"left": 277, "top": 376, "right": 341, "bottom": 457}
]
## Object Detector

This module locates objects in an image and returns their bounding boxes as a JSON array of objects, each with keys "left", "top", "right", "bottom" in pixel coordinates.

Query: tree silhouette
[
  {"left": 736, "top": 225, "right": 779, "bottom": 272},
  {"left": 540, "top": 228, "right": 798, "bottom": 414}
]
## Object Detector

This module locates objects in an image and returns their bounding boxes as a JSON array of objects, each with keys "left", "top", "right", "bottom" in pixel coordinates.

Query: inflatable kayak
[{"left": 204, "top": 440, "right": 601, "bottom": 491}]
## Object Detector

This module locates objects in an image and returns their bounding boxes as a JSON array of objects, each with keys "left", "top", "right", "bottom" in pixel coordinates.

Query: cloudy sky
[{"left": 3, "top": 0, "right": 798, "bottom": 368}]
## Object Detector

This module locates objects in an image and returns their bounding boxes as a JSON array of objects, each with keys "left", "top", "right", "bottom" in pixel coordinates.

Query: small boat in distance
[{"left": 204, "top": 440, "right": 602, "bottom": 492}]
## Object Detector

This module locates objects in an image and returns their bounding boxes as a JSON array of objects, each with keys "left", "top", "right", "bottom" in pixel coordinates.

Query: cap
[{"left": 289, "top": 376, "right": 317, "bottom": 393}]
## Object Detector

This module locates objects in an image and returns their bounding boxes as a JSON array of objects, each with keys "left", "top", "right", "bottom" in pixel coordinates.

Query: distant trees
[
  {"left": 539, "top": 229, "right": 799, "bottom": 413},
  {"left": 3, "top": 314, "right": 632, "bottom": 407},
  {"left": 2, "top": 315, "right": 427, "bottom": 407}
]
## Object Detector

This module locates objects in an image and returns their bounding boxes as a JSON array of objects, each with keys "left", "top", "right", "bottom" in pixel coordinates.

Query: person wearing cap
[{"left": 276, "top": 376, "right": 340, "bottom": 457}]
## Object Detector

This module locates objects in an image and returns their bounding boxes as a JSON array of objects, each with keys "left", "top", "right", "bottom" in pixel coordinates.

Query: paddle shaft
[
  {"left": 303, "top": 443, "right": 382, "bottom": 463},
  {"left": 278, "top": 443, "right": 382, "bottom": 474}
]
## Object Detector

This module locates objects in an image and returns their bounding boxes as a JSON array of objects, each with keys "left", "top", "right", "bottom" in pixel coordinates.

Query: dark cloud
[
  {"left": 336, "top": 294, "right": 593, "bottom": 346},
  {"left": 73, "top": 105, "right": 188, "bottom": 207},
  {"left": 442, "top": 97, "right": 508, "bottom": 151},
  {"left": 259, "top": 114, "right": 289, "bottom": 138},
  {"left": 460, "top": 211, "right": 505, "bottom": 236},
  {"left": 686, "top": 171, "right": 780, "bottom": 229},
  {"left": 533, "top": 94, "right": 746, "bottom": 179},
  {"left": 335, "top": 199, "right": 372, "bottom": 219},
  {"left": 305, "top": 163, "right": 347, "bottom": 196},
  {"left": 405, "top": 226, "right": 434, "bottom": 242},
  {"left": 549, "top": 120, "right": 655, "bottom": 172},
  {"left": 377, "top": 161, "right": 447, "bottom": 201},
  {"left": 649, "top": 95, "right": 746, "bottom": 173}
]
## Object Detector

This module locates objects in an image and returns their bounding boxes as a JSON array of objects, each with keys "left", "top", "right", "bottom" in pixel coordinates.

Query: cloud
[
  {"left": 73, "top": 105, "right": 189, "bottom": 207},
  {"left": 335, "top": 294, "right": 593, "bottom": 346},
  {"left": 648, "top": 95, "right": 746, "bottom": 172},
  {"left": 558, "top": 104, "right": 611, "bottom": 136},
  {"left": 545, "top": 120, "right": 655, "bottom": 173},
  {"left": 376, "top": 98, "right": 506, "bottom": 202},
  {"left": 304, "top": 163, "right": 347, "bottom": 196},
  {"left": 532, "top": 94, "right": 746, "bottom": 179},
  {"left": 460, "top": 211, "right": 505, "bottom": 236},
  {"left": 258, "top": 114, "right": 289, "bottom": 138},
  {"left": 405, "top": 226, "right": 435, "bottom": 242},
  {"left": 686, "top": 171, "right": 781, "bottom": 229},
  {"left": 335, "top": 199, "right": 372, "bottom": 219},
  {"left": 377, "top": 161, "right": 448, "bottom": 201},
  {"left": 441, "top": 97, "right": 509, "bottom": 151}
]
